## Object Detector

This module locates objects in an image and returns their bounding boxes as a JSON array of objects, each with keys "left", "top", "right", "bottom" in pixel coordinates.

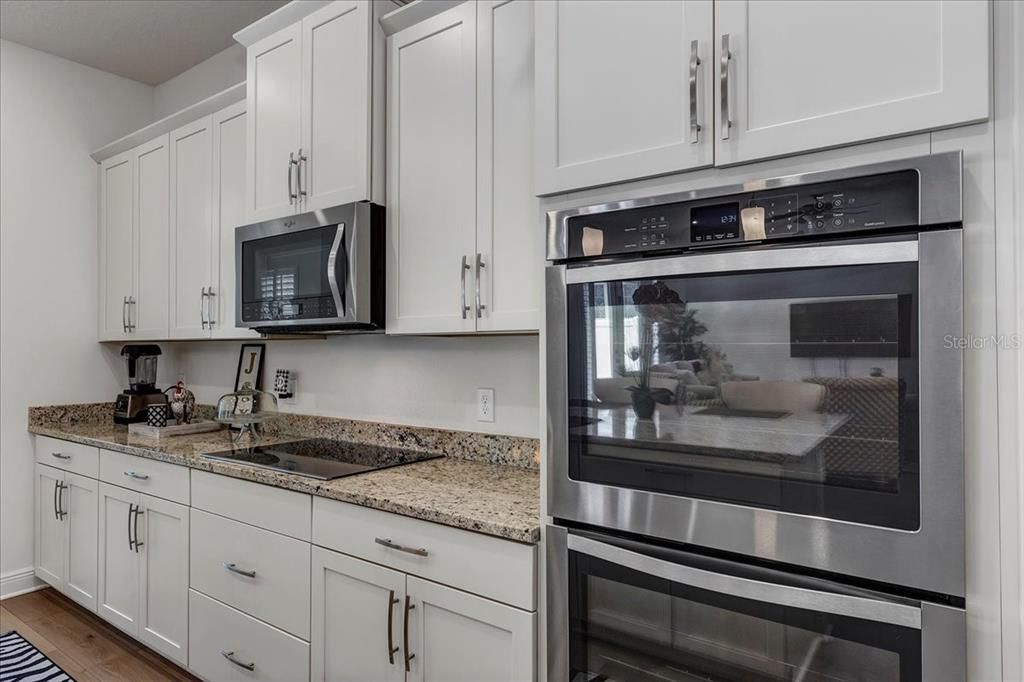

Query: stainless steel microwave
[{"left": 235, "top": 202, "right": 385, "bottom": 334}]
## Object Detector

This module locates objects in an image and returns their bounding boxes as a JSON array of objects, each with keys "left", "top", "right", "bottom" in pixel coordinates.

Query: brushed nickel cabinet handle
[
  {"left": 375, "top": 537, "right": 429, "bottom": 557},
  {"left": 221, "top": 650, "right": 256, "bottom": 671},
  {"left": 288, "top": 153, "right": 298, "bottom": 204},
  {"left": 51, "top": 452, "right": 71, "bottom": 460},
  {"left": 297, "top": 148, "right": 308, "bottom": 199},
  {"left": 224, "top": 563, "right": 257, "bottom": 578},
  {"left": 122, "top": 296, "right": 128, "bottom": 333},
  {"left": 386, "top": 590, "right": 400, "bottom": 664},
  {"left": 57, "top": 482, "right": 67, "bottom": 519},
  {"left": 720, "top": 33, "right": 732, "bottom": 141},
  {"left": 460, "top": 256, "right": 471, "bottom": 319},
  {"left": 689, "top": 39, "right": 702, "bottom": 143},
  {"left": 200, "top": 287, "right": 208, "bottom": 329},
  {"left": 128, "top": 503, "right": 135, "bottom": 551},
  {"left": 53, "top": 480, "right": 60, "bottom": 521},
  {"left": 129, "top": 297, "right": 137, "bottom": 331},
  {"left": 133, "top": 507, "right": 144, "bottom": 552},
  {"left": 123, "top": 470, "right": 150, "bottom": 480},
  {"left": 206, "top": 288, "right": 216, "bottom": 327},
  {"left": 475, "top": 253, "right": 485, "bottom": 318},
  {"left": 403, "top": 596, "right": 415, "bottom": 672}
]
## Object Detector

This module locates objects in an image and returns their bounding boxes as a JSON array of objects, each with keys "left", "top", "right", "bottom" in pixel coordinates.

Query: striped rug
[{"left": 0, "top": 631, "right": 73, "bottom": 682}]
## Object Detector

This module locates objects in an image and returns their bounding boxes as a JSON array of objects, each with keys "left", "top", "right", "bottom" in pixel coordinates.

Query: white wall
[
  {"left": 0, "top": 40, "right": 155, "bottom": 586},
  {"left": 174, "top": 334, "right": 540, "bottom": 437},
  {"left": 152, "top": 44, "right": 244, "bottom": 120}
]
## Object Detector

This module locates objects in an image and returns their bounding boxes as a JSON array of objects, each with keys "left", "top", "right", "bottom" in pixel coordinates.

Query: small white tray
[{"left": 129, "top": 420, "right": 223, "bottom": 439}]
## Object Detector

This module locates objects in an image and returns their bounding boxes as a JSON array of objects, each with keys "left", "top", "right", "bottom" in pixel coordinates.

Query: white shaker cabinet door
[
  {"left": 386, "top": 2, "right": 478, "bottom": 334},
  {"left": 311, "top": 547, "right": 406, "bottom": 682},
  {"left": 137, "top": 493, "right": 189, "bottom": 667},
  {"left": 475, "top": 0, "right": 540, "bottom": 332},
  {"left": 714, "top": 0, "right": 990, "bottom": 165},
  {"left": 406, "top": 577, "right": 536, "bottom": 682},
  {"left": 132, "top": 135, "right": 170, "bottom": 339},
  {"left": 35, "top": 464, "right": 65, "bottom": 590},
  {"left": 97, "top": 482, "right": 141, "bottom": 636},
  {"left": 99, "top": 151, "right": 134, "bottom": 341},
  {"left": 169, "top": 116, "right": 215, "bottom": 339},
  {"left": 534, "top": 0, "right": 714, "bottom": 195},
  {"left": 246, "top": 23, "right": 303, "bottom": 222},
  {"left": 211, "top": 101, "right": 258, "bottom": 339},
  {"left": 63, "top": 472, "right": 99, "bottom": 612},
  {"left": 300, "top": 0, "right": 372, "bottom": 211}
]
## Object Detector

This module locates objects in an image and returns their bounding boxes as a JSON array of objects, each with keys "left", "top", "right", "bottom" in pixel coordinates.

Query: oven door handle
[
  {"left": 327, "top": 222, "right": 348, "bottom": 318},
  {"left": 567, "top": 534, "right": 922, "bottom": 629},
  {"left": 564, "top": 239, "right": 919, "bottom": 285}
]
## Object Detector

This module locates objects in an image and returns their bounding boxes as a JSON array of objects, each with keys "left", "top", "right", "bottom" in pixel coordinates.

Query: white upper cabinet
[
  {"left": 714, "top": 0, "right": 990, "bottom": 165},
  {"left": 211, "top": 101, "right": 258, "bottom": 338},
  {"left": 301, "top": 1, "right": 372, "bottom": 211},
  {"left": 132, "top": 135, "right": 170, "bottom": 339},
  {"left": 246, "top": 23, "right": 303, "bottom": 222},
  {"left": 169, "top": 116, "right": 215, "bottom": 339},
  {"left": 241, "top": 0, "right": 386, "bottom": 222},
  {"left": 99, "top": 151, "right": 135, "bottom": 341},
  {"left": 475, "top": 0, "right": 541, "bottom": 333},
  {"left": 387, "top": 0, "right": 540, "bottom": 334},
  {"left": 534, "top": 0, "right": 714, "bottom": 195},
  {"left": 387, "top": 1, "right": 478, "bottom": 334}
]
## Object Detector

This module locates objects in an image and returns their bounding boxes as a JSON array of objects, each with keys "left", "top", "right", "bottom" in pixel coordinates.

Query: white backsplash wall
[{"left": 174, "top": 335, "right": 541, "bottom": 437}]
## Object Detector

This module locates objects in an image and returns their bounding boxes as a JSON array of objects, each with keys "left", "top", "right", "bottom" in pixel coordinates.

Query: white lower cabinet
[
  {"left": 34, "top": 464, "right": 99, "bottom": 612},
  {"left": 311, "top": 498, "right": 538, "bottom": 682},
  {"left": 97, "top": 482, "right": 189, "bottom": 667},
  {"left": 189, "top": 589, "right": 310, "bottom": 682},
  {"left": 311, "top": 547, "right": 406, "bottom": 682},
  {"left": 407, "top": 576, "right": 535, "bottom": 682}
]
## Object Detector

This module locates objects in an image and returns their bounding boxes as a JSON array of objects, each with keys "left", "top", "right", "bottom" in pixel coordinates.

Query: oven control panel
[{"left": 564, "top": 169, "right": 919, "bottom": 259}]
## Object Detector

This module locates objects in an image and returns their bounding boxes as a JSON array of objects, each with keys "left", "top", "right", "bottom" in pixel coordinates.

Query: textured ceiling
[{"left": 0, "top": 0, "right": 288, "bottom": 85}]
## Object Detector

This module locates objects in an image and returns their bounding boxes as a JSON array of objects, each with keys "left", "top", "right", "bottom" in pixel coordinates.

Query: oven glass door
[
  {"left": 561, "top": 531, "right": 927, "bottom": 682},
  {"left": 565, "top": 257, "right": 919, "bottom": 529},
  {"left": 240, "top": 225, "right": 339, "bottom": 323}
]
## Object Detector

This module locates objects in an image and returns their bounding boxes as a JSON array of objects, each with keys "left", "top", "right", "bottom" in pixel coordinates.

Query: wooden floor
[{"left": 0, "top": 587, "right": 197, "bottom": 682}]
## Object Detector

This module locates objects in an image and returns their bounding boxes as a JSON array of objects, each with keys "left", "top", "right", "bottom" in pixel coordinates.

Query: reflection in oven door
[{"left": 548, "top": 526, "right": 965, "bottom": 682}]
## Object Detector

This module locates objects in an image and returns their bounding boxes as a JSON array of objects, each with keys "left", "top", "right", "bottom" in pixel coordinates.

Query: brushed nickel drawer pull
[
  {"left": 224, "top": 563, "right": 257, "bottom": 578},
  {"left": 123, "top": 470, "right": 150, "bottom": 480},
  {"left": 375, "top": 537, "right": 429, "bottom": 557},
  {"left": 221, "top": 650, "right": 256, "bottom": 671},
  {"left": 51, "top": 452, "right": 71, "bottom": 460}
]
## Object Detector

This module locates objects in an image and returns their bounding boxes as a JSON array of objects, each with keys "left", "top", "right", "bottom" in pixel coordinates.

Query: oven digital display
[{"left": 690, "top": 202, "right": 740, "bottom": 242}]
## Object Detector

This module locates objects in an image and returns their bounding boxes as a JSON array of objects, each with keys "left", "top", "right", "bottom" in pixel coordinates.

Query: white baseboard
[{"left": 0, "top": 567, "right": 45, "bottom": 600}]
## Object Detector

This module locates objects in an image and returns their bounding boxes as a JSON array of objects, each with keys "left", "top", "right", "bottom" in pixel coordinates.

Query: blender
[{"left": 113, "top": 345, "right": 169, "bottom": 424}]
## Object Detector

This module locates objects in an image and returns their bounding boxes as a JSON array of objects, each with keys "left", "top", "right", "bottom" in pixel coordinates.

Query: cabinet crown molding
[{"left": 233, "top": 0, "right": 334, "bottom": 47}]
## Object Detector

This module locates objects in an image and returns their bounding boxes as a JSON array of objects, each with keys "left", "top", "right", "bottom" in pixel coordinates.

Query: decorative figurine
[{"left": 165, "top": 380, "right": 196, "bottom": 425}]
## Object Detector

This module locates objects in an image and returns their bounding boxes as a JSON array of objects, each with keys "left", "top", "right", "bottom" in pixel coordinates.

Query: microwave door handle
[
  {"left": 327, "top": 223, "right": 347, "bottom": 318},
  {"left": 566, "top": 534, "right": 922, "bottom": 629}
]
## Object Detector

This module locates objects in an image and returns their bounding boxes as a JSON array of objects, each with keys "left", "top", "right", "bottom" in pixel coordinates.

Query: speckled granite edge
[{"left": 29, "top": 403, "right": 540, "bottom": 469}]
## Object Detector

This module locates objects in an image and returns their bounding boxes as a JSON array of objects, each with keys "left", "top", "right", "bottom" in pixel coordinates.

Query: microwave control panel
[{"left": 564, "top": 170, "right": 919, "bottom": 259}]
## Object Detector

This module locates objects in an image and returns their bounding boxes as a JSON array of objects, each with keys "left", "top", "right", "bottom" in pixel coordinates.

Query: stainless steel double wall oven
[{"left": 546, "top": 153, "right": 966, "bottom": 681}]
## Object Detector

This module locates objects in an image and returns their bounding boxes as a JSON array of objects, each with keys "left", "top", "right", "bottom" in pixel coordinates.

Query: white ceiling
[{"left": 0, "top": 0, "right": 288, "bottom": 85}]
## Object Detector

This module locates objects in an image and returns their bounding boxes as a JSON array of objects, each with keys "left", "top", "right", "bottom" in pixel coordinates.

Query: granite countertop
[{"left": 29, "top": 407, "right": 541, "bottom": 544}]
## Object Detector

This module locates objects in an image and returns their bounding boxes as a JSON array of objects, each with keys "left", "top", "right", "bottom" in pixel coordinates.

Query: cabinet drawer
[
  {"left": 35, "top": 436, "right": 99, "bottom": 478},
  {"left": 191, "top": 469, "right": 311, "bottom": 540},
  {"left": 312, "top": 498, "right": 537, "bottom": 610},
  {"left": 188, "top": 590, "right": 309, "bottom": 682},
  {"left": 190, "top": 509, "right": 311, "bottom": 639},
  {"left": 99, "top": 449, "right": 189, "bottom": 504}
]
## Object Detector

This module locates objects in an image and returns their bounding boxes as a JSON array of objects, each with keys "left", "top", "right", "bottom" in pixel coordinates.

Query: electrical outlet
[{"left": 476, "top": 388, "right": 495, "bottom": 422}]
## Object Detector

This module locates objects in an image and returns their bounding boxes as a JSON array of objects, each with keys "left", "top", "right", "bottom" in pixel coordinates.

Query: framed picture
[{"left": 235, "top": 343, "right": 266, "bottom": 391}]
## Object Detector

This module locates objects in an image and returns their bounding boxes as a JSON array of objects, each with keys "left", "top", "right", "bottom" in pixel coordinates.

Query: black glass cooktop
[{"left": 201, "top": 438, "right": 442, "bottom": 480}]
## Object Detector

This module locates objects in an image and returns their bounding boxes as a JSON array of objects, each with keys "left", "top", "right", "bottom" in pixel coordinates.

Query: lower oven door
[
  {"left": 546, "top": 230, "right": 964, "bottom": 598},
  {"left": 547, "top": 526, "right": 965, "bottom": 682}
]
